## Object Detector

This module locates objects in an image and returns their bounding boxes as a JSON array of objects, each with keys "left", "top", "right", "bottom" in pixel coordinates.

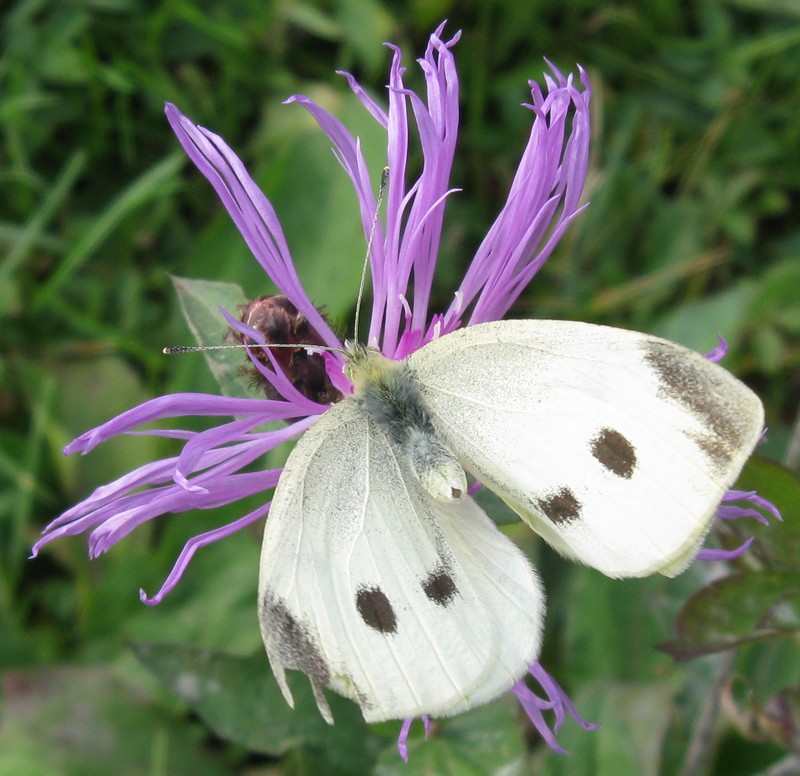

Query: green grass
[{"left": 2, "top": 1, "right": 799, "bottom": 774}]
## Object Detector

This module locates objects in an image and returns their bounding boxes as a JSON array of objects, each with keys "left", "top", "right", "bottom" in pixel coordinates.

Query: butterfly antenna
[
  {"left": 162, "top": 343, "right": 339, "bottom": 355},
  {"left": 353, "top": 166, "right": 389, "bottom": 342}
]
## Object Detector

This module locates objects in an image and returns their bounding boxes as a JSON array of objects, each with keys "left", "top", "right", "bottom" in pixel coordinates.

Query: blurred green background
[{"left": 2, "top": 1, "right": 799, "bottom": 774}]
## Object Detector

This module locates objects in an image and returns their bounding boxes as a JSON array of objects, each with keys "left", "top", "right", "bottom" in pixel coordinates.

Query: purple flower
[
  {"left": 33, "top": 27, "right": 591, "bottom": 602},
  {"left": 32, "top": 22, "right": 772, "bottom": 759}
]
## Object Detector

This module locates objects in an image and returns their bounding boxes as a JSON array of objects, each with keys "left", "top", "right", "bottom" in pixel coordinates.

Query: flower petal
[
  {"left": 510, "top": 662, "right": 598, "bottom": 754},
  {"left": 165, "top": 103, "right": 340, "bottom": 350},
  {"left": 65, "top": 393, "right": 309, "bottom": 455},
  {"left": 140, "top": 501, "right": 271, "bottom": 604},
  {"left": 455, "top": 65, "right": 591, "bottom": 326}
]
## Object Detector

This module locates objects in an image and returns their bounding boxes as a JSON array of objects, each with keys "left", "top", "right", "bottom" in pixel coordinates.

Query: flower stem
[{"left": 678, "top": 651, "right": 736, "bottom": 776}]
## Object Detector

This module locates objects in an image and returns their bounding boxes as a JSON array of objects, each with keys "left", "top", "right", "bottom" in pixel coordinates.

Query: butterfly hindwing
[
  {"left": 258, "top": 398, "right": 544, "bottom": 723},
  {"left": 409, "top": 320, "right": 764, "bottom": 578}
]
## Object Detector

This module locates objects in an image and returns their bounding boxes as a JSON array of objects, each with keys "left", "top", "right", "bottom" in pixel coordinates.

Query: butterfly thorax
[
  {"left": 344, "top": 344, "right": 467, "bottom": 503},
  {"left": 343, "top": 343, "right": 402, "bottom": 394}
]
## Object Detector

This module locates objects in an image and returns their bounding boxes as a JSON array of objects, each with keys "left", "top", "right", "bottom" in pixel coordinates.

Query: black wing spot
[
  {"left": 591, "top": 427, "right": 637, "bottom": 479},
  {"left": 356, "top": 586, "right": 398, "bottom": 634},
  {"left": 538, "top": 486, "right": 582, "bottom": 525},
  {"left": 422, "top": 567, "right": 458, "bottom": 607}
]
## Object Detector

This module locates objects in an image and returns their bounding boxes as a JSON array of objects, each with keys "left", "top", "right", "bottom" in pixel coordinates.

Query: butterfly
[{"left": 257, "top": 318, "right": 764, "bottom": 724}]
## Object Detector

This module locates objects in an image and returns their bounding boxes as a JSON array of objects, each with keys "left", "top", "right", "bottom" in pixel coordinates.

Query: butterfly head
[{"left": 343, "top": 343, "right": 403, "bottom": 396}]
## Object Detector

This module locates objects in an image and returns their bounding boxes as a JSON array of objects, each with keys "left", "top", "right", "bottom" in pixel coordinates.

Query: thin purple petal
[
  {"left": 35, "top": 439, "right": 272, "bottom": 548},
  {"left": 722, "top": 489, "right": 782, "bottom": 521},
  {"left": 165, "top": 103, "right": 340, "bottom": 350},
  {"left": 698, "top": 488, "right": 782, "bottom": 563},
  {"left": 336, "top": 69, "right": 388, "bottom": 127},
  {"left": 396, "top": 714, "right": 432, "bottom": 763},
  {"left": 397, "top": 718, "right": 413, "bottom": 763},
  {"left": 716, "top": 505, "right": 771, "bottom": 525},
  {"left": 140, "top": 501, "right": 271, "bottom": 604},
  {"left": 173, "top": 415, "right": 300, "bottom": 489},
  {"left": 696, "top": 537, "right": 755, "bottom": 562},
  {"left": 87, "top": 469, "right": 281, "bottom": 556},
  {"left": 705, "top": 334, "right": 728, "bottom": 362},
  {"left": 454, "top": 65, "right": 591, "bottom": 326},
  {"left": 510, "top": 662, "right": 598, "bottom": 754},
  {"left": 65, "top": 393, "right": 310, "bottom": 455}
]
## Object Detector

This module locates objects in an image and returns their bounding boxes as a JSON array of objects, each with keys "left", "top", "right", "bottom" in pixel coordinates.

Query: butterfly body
[
  {"left": 346, "top": 345, "right": 468, "bottom": 502},
  {"left": 258, "top": 319, "right": 763, "bottom": 723}
]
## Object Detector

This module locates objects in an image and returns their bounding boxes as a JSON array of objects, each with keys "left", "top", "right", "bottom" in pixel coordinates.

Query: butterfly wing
[
  {"left": 258, "top": 397, "right": 543, "bottom": 723},
  {"left": 408, "top": 320, "right": 764, "bottom": 578}
]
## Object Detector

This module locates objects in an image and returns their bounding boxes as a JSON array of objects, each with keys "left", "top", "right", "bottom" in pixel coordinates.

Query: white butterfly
[{"left": 257, "top": 319, "right": 763, "bottom": 724}]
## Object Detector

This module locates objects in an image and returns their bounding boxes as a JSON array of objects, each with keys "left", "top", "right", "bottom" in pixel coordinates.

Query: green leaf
[
  {"left": 537, "top": 683, "right": 675, "bottom": 776},
  {"left": 721, "top": 641, "right": 800, "bottom": 755},
  {"left": 170, "top": 275, "right": 252, "bottom": 398},
  {"left": 660, "top": 571, "right": 800, "bottom": 660},
  {"left": 133, "top": 642, "right": 377, "bottom": 773},
  {"left": 736, "top": 637, "right": 800, "bottom": 705},
  {"left": 562, "top": 569, "right": 684, "bottom": 684},
  {"left": 374, "top": 698, "right": 527, "bottom": 776},
  {"left": 0, "top": 666, "right": 234, "bottom": 776}
]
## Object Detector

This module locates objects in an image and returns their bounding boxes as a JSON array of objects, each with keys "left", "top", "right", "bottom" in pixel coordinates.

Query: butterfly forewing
[
  {"left": 258, "top": 398, "right": 544, "bottom": 723},
  {"left": 409, "top": 320, "right": 764, "bottom": 578}
]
